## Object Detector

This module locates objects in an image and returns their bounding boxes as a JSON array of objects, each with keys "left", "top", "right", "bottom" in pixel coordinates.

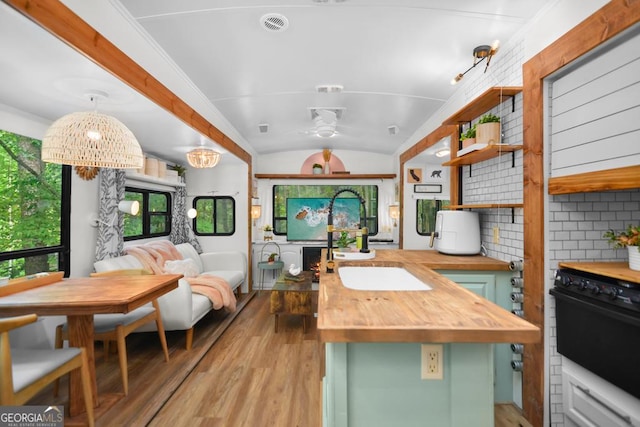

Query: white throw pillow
[{"left": 164, "top": 259, "right": 199, "bottom": 278}]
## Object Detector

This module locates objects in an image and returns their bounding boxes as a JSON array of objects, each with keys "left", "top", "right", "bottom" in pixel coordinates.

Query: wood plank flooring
[{"left": 29, "top": 291, "right": 532, "bottom": 426}]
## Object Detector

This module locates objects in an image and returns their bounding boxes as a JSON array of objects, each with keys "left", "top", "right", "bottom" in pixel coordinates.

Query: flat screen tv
[{"left": 286, "top": 197, "right": 361, "bottom": 241}]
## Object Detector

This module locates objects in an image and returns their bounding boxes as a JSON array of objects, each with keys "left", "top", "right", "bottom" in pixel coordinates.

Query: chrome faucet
[{"left": 326, "top": 189, "right": 369, "bottom": 270}]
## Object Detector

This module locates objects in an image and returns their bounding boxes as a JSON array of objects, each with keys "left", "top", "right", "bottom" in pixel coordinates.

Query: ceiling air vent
[
  {"left": 316, "top": 85, "right": 343, "bottom": 94},
  {"left": 260, "top": 13, "right": 289, "bottom": 32}
]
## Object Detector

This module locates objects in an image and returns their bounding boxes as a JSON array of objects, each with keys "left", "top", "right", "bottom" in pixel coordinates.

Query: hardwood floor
[{"left": 30, "top": 291, "right": 531, "bottom": 426}]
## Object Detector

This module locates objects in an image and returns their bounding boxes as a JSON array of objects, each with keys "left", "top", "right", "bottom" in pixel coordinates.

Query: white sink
[{"left": 338, "top": 266, "right": 432, "bottom": 291}]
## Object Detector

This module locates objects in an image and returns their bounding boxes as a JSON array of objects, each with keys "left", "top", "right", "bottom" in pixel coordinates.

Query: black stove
[
  {"left": 551, "top": 268, "right": 640, "bottom": 399},
  {"left": 553, "top": 268, "right": 640, "bottom": 314}
]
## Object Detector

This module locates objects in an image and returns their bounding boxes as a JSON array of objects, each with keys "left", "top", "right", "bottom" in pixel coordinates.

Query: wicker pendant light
[
  {"left": 186, "top": 147, "right": 221, "bottom": 168},
  {"left": 41, "top": 93, "right": 143, "bottom": 169}
]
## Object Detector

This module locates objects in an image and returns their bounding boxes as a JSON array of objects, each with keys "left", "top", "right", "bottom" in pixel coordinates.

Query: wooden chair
[
  {"left": 1, "top": 314, "right": 94, "bottom": 427},
  {"left": 54, "top": 269, "right": 169, "bottom": 396}
]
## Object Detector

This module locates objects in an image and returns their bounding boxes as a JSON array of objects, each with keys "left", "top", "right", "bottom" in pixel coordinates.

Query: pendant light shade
[
  {"left": 186, "top": 147, "right": 221, "bottom": 168},
  {"left": 42, "top": 111, "right": 144, "bottom": 169}
]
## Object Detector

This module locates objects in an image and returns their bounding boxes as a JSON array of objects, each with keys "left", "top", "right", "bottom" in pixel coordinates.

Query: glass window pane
[
  {"left": 124, "top": 191, "right": 143, "bottom": 237},
  {"left": 195, "top": 198, "right": 213, "bottom": 234},
  {"left": 215, "top": 198, "right": 235, "bottom": 234},
  {"left": 150, "top": 215, "right": 168, "bottom": 234},
  {"left": 0, "top": 253, "right": 60, "bottom": 279},
  {"left": 149, "top": 193, "right": 168, "bottom": 212},
  {"left": 416, "top": 199, "right": 450, "bottom": 236},
  {"left": 193, "top": 196, "right": 235, "bottom": 236},
  {"left": 0, "top": 130, "right": 62, "bottom": 253},
  {"left": 0, "top": 128, "right": 67, "bottom": 278},
  {"left": 124, "top": 188, "right": 171, "bottom": 240}
]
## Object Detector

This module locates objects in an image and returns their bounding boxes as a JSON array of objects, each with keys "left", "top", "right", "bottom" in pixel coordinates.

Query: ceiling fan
[{"left": 299, "top": 108, "right": 346, "bottom": 138}]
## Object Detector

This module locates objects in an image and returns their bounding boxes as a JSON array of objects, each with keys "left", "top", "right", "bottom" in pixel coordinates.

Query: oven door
[{"left": 551, "top": 288, "right": 640, "bottom": 400}]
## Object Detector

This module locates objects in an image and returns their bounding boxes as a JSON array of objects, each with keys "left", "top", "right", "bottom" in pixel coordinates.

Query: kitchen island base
[{"left": 323, "top": 342, "right": 494, "bottom": 427}]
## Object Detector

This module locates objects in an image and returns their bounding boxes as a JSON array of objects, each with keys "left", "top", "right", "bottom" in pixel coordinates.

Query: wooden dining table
[{"left": 0, "top": 272, "right": 181, "bottom": 417}]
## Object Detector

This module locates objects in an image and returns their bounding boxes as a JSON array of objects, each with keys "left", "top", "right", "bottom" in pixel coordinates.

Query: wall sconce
[
  {"left": 251, "top": 201, "right": 262, "bottom": 225},
  {"left": 187, "top": 208, "right": 198, "bottom": 219},
  {"left": 389, "top": 204, "right": 400, "bottom": 227},
  {"left": 89, "top": 200, "right": 139, "bottom": 227}
]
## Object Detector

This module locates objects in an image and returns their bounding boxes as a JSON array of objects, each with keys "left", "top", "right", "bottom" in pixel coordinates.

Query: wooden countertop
[
  {"left": 559, "top": 261, "right": 640, "bottom": 284},
  {"left": 370, "top": 249, "right": 512, "bottom": 271},
  {"left": 318, "top": 249, "right": 540, "bottom": 344}
]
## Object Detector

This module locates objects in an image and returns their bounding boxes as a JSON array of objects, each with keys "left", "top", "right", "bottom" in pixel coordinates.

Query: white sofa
[{"left": 93, "top": 242, "right": 247, "bottom": 349}]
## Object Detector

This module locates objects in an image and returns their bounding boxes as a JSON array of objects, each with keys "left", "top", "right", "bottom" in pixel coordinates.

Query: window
[
  {"left": 124, "top": 187, "right": 171, "bottom": 240},
  {"left": 416, "top": 199, "right": 450, "bottom": 236},
  {"left": 193, "top": 196, "right": 235, "bottom": 236},
  {"left": 272, "top": 185, "right": 378, "bottom": 236},
  {"left": 0, "top": 129, "right": 71, "bottom": 278}
]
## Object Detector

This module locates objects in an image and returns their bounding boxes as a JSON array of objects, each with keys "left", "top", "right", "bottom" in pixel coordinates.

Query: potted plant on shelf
[
  {"left": 460, "top": 124, "right": 476, "bottom": 149},
  {"left": 476, "top": 113, "right": 501, "bottom": 145},
  {"left": 267, "top": 253, "right": 279, "bottom": 264},
  {"left": 262, "top": 224, "right": 273, "bottom": 241},
  {"left": 604, "top": 225, "right": 640, "bottom": 271},
  {"left": 312, "top": 163, "right": 324, "bottom": 174}
]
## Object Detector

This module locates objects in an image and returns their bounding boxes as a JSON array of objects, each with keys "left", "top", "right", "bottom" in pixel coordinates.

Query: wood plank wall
[
  {"left": 523, "top": 1, "right": 640, "bottom": 426},
  {"left": 550, "top": 27, "right": 640, "bottom": 177}
]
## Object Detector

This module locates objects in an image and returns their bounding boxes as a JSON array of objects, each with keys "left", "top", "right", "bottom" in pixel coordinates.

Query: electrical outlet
[
  {"left": 421, "top": 344, "right": 443, "bottom": 380},
  {"left": 493, "top": 226, "right": 500, "bottom": 244}
]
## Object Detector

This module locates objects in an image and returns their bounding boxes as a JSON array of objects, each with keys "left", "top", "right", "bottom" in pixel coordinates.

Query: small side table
[
  {"left": 270, "top": 271, "right": 318, "bottom": 333},
  {"left": 257, "top": 260, "right": 284, "bottom": 291}
]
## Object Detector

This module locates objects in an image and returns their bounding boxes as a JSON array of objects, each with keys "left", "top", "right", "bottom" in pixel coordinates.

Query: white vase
[{"left": 628, "top": 246, "right": 640, "bottom": 271}]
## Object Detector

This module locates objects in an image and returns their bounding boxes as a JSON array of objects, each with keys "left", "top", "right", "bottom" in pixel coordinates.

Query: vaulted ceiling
[{"left": 0, "top": 0, "right": 554, "bottom": 164}]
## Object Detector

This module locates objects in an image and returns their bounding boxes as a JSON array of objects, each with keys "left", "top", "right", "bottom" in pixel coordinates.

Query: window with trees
[
  {"left": 416, "top": 199, "right": 450, "bottom": 235},
  {"left": 272, "top": 185, "right": 378, "bottom": 236},
  {"left": 123, "top": 187, "right": 171, "bottom": 240},
  {"left": 0, "top": 129, "right": 70, "bottom": 278},
  {"left": 193, "top": 196, "right": 235, "bottom": 236}
]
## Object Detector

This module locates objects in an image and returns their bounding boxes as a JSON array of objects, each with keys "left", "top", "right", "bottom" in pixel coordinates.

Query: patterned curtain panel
[
  {"left": 94, "top": 168, "right": 126, "bottom": 262},
  {"left": 169, "top": 185, "right": 203, "bottom": 253}
]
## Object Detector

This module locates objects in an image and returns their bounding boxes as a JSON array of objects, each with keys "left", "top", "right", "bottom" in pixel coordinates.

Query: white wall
[
  {"left": 402, "top": 158, "right": 451, "bottom": 250},
  {"left": 186, "top": 161, "right": 249, "bottom": 254}
]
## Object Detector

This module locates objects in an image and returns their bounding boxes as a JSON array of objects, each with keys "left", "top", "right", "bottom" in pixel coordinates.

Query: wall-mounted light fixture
[
  {"left": 389, "top": 204, "right": 400, "bottom": 227},
  {"left": 451, "top": 41, "right": 500, "bottom": 85},
  {"left": 89, "top": 200, "right": 139, "bottom": 227},
  {"left": 187, "top": 208, "right": 198, "bottom": 219},
  {"left": 251, "top": 199, "right": 262, "bottom": 225}
]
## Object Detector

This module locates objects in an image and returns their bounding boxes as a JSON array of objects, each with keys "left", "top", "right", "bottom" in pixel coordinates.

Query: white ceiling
[{"left": 0, "top": 0, "right": 554, "bottom": 165}]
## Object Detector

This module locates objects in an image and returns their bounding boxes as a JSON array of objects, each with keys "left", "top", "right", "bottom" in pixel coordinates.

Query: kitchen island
[{"left": 318, "top": 249, "right": 540, "bottom": 427}]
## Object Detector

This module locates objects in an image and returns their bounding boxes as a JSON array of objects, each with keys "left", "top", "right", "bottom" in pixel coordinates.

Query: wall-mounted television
[{"left": 286, "top": 197, "right": 361, "bottom": 241}]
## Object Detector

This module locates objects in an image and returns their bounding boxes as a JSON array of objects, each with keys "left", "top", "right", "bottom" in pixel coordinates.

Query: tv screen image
[{"left": 286, "top": 198, "right": 361, "bottom": 241}]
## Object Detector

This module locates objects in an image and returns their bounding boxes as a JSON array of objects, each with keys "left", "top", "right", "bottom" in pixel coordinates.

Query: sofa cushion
[
  {"left": 164, "top": 259, "right": 199, "bottom": 278},
  {"left": 175, "top": 243, "right": 204, "bottom": 273},
  {"left": 94, "top": 255, "right": 144, "bottom": 273},
  {"left": 201, "top": 270, "right": 244, "bottom": 289}
]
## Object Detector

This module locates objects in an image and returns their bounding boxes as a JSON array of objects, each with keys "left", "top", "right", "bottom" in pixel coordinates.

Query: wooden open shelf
[
  {"left": 548, "top": 165, "right": 640, "bottom": 194},
  {"left": 254, "top": 173, "right": 396, "bottom": 180},
  {"left": 442, "top": 87, "right": 522, "bottom": 125},
  {"left": 443, "top": 144, "right": 522, "bottom": 167}
]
